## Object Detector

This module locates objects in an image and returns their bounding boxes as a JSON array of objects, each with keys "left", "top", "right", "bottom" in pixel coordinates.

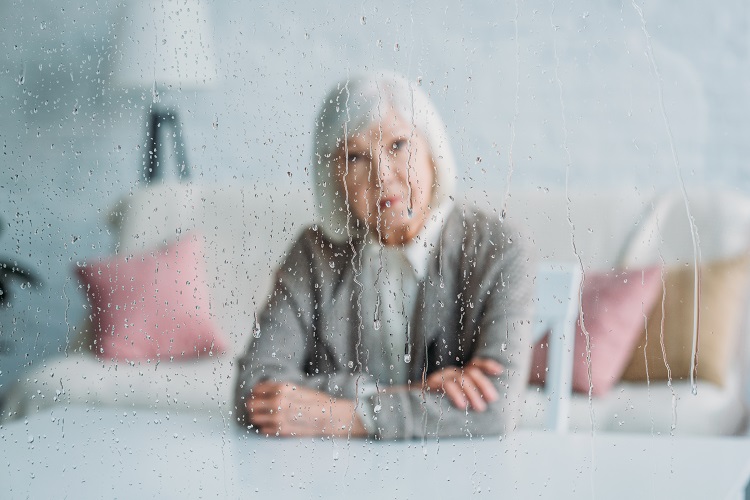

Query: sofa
[{"left": 3, "top": 183, "right": 750, "bottom": 435}]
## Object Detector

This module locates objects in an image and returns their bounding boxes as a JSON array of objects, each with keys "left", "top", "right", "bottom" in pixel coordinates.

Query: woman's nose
[{"left": 374, "top": 152, "right": 402, "bottom": 184}]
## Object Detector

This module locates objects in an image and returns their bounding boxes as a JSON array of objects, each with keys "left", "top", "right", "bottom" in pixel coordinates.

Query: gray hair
[{"left": 311, "top": 72, "right": 457, "bottom": 243}]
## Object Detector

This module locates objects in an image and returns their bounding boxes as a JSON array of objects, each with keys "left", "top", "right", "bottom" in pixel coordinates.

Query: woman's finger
[
  {"left": 425, "top": 368, "right": 454, "bottom": 392},
  {"left": 246, "top": 395, "right": 281, "bottom": 414},
  {"left": 257, "top": 423, "right": 280, "bottom": 436},
  {"left": 470, "top": 358, "right": 504, "bottom": 376},
  {"left": 249, "top": 412, "right": 279, "bottom": 427},
  {"left": 457, "top": 373, "right": 486, "bottom": 412},
  {"left": 251, "top": 381, "right": 282, "bottom": 395},
  {"left": 465, "top": 366, "right": 499, "bottom": 403},
  {"left": 442, "top": 379, "right": 469, "bottom": 410}
]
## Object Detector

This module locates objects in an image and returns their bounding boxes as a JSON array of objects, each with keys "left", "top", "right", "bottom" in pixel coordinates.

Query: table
[{"left": 2, "top": 405, "right": 749, "bottom": 499}]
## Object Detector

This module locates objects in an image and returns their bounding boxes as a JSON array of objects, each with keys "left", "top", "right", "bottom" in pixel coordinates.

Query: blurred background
[{"left": 1, "top": 0, "right": 748, "bottom": 392}]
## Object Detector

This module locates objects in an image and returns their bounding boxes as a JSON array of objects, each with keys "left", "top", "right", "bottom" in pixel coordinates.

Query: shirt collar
[{"left": 363, "top": 200, "right": 454, "bottom": 279}]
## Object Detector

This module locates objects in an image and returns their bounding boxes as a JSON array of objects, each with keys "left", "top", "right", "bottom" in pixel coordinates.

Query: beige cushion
[{"left": 622, "top": 252, "right": 750, "bottom": 386}]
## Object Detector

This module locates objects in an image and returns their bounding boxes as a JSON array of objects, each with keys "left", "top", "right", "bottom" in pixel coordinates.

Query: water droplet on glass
[
  {"left": 373, "top": 404, "right": 382, "bottom": 413},
  {"left": 373, "top": 318, "right": 381, "bottom": 330},
  {"left": 394, "top": 43, "right": 400, "bottom": 51},
  {"left": 475, "top": 156, "right": 482, "bottom": 163},
  {"left": 407, "top": 207, "right": 413, "bottom": 218},
  {"left": 360, "top": 16, "right": 366, "bottom": 25},
  {"left": 252, "top": 313, "right": 261, "bottom": 338},
  {"left": 27, "top": 435, "right": 34, "bottom": 443},
  {"left": 347, "top": 361, "right": 354, "bottom": 369},
  {"left": 404, "top": 354, "right": 411, "bottom": 363},
  {"left": 329, "top": 261, "right": 335, "bottom": 269},
  {"left": 385, "top": 200, "right": 391, "bottom": 208}
]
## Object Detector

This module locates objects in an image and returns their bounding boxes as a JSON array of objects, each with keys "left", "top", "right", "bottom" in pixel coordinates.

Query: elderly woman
[{"left": 234, "top": 73, "right": 534, "bottom": 439}]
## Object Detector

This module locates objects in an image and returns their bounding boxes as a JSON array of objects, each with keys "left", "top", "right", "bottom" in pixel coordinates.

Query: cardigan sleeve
[{"left": 232, "top": 229, "right": 377, "bottom": 428}]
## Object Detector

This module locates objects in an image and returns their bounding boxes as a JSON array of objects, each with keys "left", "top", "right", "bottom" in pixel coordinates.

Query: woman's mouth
[
  {"left": 380, "top": 196, "right": 401, "bottom": 210},
  {"left": 379, "top": 196, "right": 402, "bottom": 210}
]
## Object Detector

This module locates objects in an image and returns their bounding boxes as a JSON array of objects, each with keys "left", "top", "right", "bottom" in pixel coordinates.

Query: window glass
[{"left": 2, "top": 1, "right": 750, "bottom": 497}]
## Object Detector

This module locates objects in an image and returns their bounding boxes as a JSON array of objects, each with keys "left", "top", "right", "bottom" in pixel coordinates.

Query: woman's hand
[
  {"left": 246, "top": 381, "right": 367, "bottom": 437},
  {"left": 425, "top": 358, "right": 504, "bottom": 412}
]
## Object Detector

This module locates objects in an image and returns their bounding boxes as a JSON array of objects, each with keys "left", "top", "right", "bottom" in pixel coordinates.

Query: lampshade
[{"left": 112, "top": 0, "right": 217, "bottom": 90}]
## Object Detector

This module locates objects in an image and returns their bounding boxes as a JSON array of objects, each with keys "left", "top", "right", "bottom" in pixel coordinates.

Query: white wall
[{"left": 1, "top": 0, "right": 748, "bottom": 389}]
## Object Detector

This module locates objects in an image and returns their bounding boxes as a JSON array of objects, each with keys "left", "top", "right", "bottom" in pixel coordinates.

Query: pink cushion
[
  {"left": 530, "top": 266, "right": 662, "bottom": 396},
  {"left": 76, "top": 235, "right": 227, "bottom": 361}
]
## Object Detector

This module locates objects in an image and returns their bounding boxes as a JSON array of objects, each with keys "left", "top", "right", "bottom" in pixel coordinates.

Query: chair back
[{"left": 532, "top": 263, "right": 582, "bottom": 432}]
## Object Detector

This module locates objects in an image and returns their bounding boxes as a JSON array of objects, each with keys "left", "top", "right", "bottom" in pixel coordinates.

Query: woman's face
[{"left": 334, "top": 109, "right": 435, "bottom": 246}]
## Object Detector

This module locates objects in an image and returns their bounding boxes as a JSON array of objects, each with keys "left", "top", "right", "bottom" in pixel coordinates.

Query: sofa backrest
[
  {"left": 484, "top": 189, "right": 652, "bottom": 269},
  {"left": 110, "top": 183, "right": 750, "bottom": 357}
]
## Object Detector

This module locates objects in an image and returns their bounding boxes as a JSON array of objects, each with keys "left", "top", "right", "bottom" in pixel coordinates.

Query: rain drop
[
  {"left": 385, "top": 200, "right": 391, "bottom": 208},
  {"left": 252, "top": 313, "right": 261, "bottom": 338},
  {"left": 404, "top": 354, "right": 411, "bottom": 363},
  {"left": 360, "top": 16, "right": 366, "bottom": 25},
  {"left": 373, "top": 404, "right": 382, "bottom": 413},
  {"left": 373, "top": 318, "right": 381, "bottom": 330}
]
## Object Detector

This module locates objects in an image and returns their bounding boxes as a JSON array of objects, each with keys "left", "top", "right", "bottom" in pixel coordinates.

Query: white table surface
[{"left": 2, "top": 405, "right": 749, "bottom": 499}]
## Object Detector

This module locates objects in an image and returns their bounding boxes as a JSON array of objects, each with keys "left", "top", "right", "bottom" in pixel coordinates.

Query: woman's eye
[
  {"left": 391, "top": 139, "right": 406, "bottom": 152},
  {"left": 347, "top": 154, "right": 360, "bottom": 164}
]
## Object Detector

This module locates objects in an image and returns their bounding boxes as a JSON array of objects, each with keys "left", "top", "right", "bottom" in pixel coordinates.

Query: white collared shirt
[{"left": 358, "top": 201, "right": 454, "bottom": 388}]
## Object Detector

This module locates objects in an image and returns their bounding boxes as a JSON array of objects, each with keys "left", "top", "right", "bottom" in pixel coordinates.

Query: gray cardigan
[{"left": 234, "top": 206, "right": 534, "bottom": 439}]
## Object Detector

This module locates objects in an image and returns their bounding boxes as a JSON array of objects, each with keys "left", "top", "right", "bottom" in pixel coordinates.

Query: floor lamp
[{"left": 111, "top": 0, "right": 217, "bottom": 184}]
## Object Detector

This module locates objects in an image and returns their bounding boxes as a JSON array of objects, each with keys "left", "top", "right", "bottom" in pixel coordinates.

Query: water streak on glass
[{"left": 631, "top": 0, "right": 702, "bottom": 395}]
